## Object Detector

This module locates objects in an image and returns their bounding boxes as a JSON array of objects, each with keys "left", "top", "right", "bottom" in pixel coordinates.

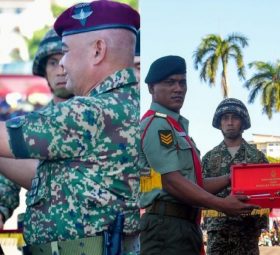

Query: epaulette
[{"left": 154, "top": 112, "right": 167, "bottom": 118}]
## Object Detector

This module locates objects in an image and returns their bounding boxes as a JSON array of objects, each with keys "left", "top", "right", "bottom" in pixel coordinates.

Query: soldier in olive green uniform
[
  {"left": 0, "top": 1, "right": 140, "bottom": 255},
  {"left": 140, "top": 56, "right": 258, "bottom": 255},
  {"left": 202, "top": 98, "right": 268, "bottom": 255}
]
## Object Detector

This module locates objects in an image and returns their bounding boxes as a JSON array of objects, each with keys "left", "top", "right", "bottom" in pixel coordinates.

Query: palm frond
[
  {"left": 227, "top": 32, "right": 249, "bottom": 48},
  {"left": 244, "top": 74, "right": 271, "bottom": 89},
  {"left": 228, "top": 44, "right": 246, "bottom": 79},
  {"left": 193, "top": 32, "right": 248, "bottom": 98},
  {"left": 248, "top": 82, "right": 264, "bottom": 103}
]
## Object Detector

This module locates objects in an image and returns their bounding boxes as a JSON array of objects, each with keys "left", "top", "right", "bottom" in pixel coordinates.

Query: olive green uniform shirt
[{"left": 140, "top": 102, "right": 198, "bottom": 208}]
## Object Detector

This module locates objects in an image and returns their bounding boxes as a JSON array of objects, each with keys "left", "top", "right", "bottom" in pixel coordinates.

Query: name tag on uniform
[{"left": 177, "top": 131, "right": 186, "bottom": 137}]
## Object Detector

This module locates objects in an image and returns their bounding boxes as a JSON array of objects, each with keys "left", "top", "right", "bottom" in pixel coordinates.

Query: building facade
[{"left": 251, "top": 134, "right": 280, "bottom": 159}]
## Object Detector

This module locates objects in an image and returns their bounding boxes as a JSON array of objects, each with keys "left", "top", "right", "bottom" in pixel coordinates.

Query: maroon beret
[{"left": 54, "top": 1, "right": 140, "bottom": 37}]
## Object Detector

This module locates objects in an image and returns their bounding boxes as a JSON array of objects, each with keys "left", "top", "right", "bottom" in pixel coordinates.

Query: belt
[
  {"left": 22, "top": 235, "right": 103, "bottom": 255},
  {"left": 146, "top": 200, "right": 199, "bottom": 222}
]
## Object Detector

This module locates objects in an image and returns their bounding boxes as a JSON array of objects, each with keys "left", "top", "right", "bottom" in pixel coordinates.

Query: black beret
[{"left": 145, "top": 55, "right": 186, "bottom": 84}]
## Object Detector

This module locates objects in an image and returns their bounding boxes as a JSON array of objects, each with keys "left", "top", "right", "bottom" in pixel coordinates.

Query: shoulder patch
[
  {"left": 6, "top": 116, "right": 26, "bottom": 128},
  {"left": 158, "top": 130, "right": 173, "bottom": 147}
]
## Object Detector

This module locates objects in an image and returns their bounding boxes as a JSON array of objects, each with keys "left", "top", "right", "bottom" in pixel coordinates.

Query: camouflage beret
[
  {"left": 32, "top": 29, "right": 62, "bottom": 77},
  {"left": 145, "top": 55, "right": 186, "bottom": 84},
  {"left": 135, "top": 30, "right": 140, "bottom": 56},
  {"left": 212, "top": 98, "right": 251, "bottom": 130},
  {"left": 54, "top": 1, "right": 140, "bottom": 37}
]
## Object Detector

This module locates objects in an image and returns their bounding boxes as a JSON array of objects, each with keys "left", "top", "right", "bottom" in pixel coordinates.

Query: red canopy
[
  {"left": 0, "top": 74, "right": 50, "bottom": 97},
  {"left": 270, "top": 209, "right": 280, "bottom": 218}
]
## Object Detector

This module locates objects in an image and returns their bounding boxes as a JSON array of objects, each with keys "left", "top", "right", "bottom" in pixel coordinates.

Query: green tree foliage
[
  {"left": 117, "top": 0, "right": 138, "bottom": 10},
  {"left": 51, "top": 3, "right": 67, "bottom": 18},
  {"left": 26, "top": 0, "right": 138, "bottom": 61},
  {"left": 267, "top": 156, "right": 280, "bottom": 163},
  {"left": 26, "top": 26, "right": 50, "bottom": 60},
  {"left": 244, "top": 61, "right": 280, "bottom": 119},
  {"left": 193, "top": 33, "right": 248, "bottom": 98},
  {"left": 26, "top": 3, "right": 66, "bottom": 61}
]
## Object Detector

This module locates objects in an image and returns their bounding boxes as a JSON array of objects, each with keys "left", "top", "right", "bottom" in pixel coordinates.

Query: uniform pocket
[
  {"left": 140, "top": 213, "right": 163, "bottom": 232},
  {"left": 25, "top": 169, "right": 48, "bottom": 207}
]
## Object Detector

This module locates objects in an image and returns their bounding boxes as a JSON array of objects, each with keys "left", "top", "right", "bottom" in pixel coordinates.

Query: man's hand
[{"left": 219, "top": 195, "right": 259, "bottom": 216}]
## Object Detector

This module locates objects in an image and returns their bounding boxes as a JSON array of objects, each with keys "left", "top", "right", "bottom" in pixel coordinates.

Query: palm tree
[
  {"left": 193, "top": 33, "right": 248, "bottom": 98},
  {"left": 244, "top": 61, "right": 280, "bottom": 119}
]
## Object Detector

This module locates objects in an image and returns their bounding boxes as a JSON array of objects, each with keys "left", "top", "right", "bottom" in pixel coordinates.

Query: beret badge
[{"left": 71, "top": 3, "right": 93, "bottom": 26}]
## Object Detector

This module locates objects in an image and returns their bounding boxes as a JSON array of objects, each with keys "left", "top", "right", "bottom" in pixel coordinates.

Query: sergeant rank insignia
[{"left": 158, "top": 130, "right": 173, "bottom": 147}]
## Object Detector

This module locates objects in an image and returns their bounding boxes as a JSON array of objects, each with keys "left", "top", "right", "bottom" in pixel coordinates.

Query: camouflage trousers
[
  {"left": 140, "top": 213, "right": 203, "bottom": 255},
  {"left": 206, "top": 228, "right": 261, "bottom": 255}
]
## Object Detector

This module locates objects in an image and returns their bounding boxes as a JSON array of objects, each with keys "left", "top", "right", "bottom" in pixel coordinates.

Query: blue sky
[{"left": 140, "top": 0, "right": 280, "bottom": 156}]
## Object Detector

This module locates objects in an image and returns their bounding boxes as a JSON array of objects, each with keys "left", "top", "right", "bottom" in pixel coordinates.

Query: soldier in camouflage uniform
[
  {"left": 0, "top": 1, "right": 140, "bottom": 255},
  {"left": 32, "top": 29, "right": 73, "bottom": 104},
  {"left": 0, "top": 28, "right": 73, "bottom": 229},
  {"left": 0, "top": 176, "right": 20, "bottom": 228},
  {"left": 202, "top": 98, "right": 269, "bottom": 255}
]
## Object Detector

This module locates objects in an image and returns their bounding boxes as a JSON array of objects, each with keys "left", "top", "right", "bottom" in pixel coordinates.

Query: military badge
[
  {"left": 158, "top": 130, "right": 173, "bottom": 147},
  {"left": 71, "top": 3, "right": 93, "bottom": 26}
]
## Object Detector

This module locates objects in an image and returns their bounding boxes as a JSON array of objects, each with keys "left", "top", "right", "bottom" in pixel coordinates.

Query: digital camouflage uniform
[
  {"left": 0, "top": 175, "right": 20, "bottom": 223},
  {"left": 140, "top": 102, "right": 203, "bottom": 255},
  {"left": 0, "top": 28, "right": 64, "bottom": 229},
  {"left": 202, "top": 140, "right": 268, "bottom": 255},
  {"left": 6, "top": 68, "right": 140, "bottom": 246}
]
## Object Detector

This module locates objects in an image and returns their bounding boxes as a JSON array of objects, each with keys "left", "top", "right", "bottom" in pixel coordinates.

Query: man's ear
[
  {"left": 148, "top": 84, "right": 154, "bottom": 95},
  {"left": 92, "top": 39, "right": 106, "bottom": 64}
]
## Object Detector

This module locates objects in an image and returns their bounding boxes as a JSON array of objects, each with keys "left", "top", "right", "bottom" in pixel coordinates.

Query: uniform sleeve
[
  {"left": 0, "top": 175, "right": 20, "bottom": 222},
  {"left": 201, "top": 152, "right": 211, "bottom": 178},
  {"left": 6, "top": 98, "right": 99, "bottom": 160},
  {"left": 257, "top": 150, "right": 269, "bottom": 163},
  {"left": 142, "top": 117, "right": 186, "bottom": 174}
]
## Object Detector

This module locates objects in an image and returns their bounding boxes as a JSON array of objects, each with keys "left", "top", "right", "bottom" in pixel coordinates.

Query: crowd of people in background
[
  {"left": 0, "top": 97, "right": 45, "bottom": 121},
  {"left": 258, "top": 220, "right": 280, "bottom": 246}
]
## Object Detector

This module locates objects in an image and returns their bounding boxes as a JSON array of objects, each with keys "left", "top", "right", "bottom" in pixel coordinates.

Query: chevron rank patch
[{"left": 158, "top": 130, "right": 173, "bottom": 147}]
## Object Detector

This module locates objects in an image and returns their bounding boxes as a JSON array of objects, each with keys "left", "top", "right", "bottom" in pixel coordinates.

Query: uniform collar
[
  {"left": 88, "top": 68, "right": 137, "bottom": 96},
  {"left": 150, "top": 102, "right": 180, "bottom": 121},
  {"left": 150, "top": 102, "right": 189, "bottom": 130},
  {"left": 220, "top": 138, "right": 248, "bottom": 152}
]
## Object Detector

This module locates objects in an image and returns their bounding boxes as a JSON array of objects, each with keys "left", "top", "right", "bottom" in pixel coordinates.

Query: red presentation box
[{"left": 231, "top": 163, "right": 280, "bottom": 208}]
